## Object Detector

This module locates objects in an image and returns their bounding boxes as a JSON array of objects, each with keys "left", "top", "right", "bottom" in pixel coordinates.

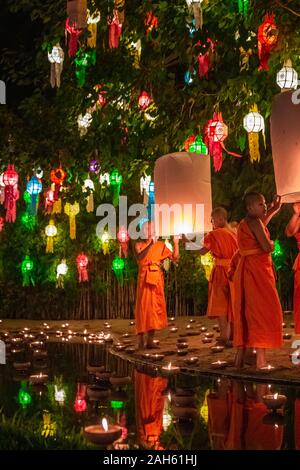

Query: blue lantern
[
  {"left": 26, "top": 176, "right": 42, "bottom": 215},
  {"left": 147, "top": 182, "right": 155, "bottom": 221}
]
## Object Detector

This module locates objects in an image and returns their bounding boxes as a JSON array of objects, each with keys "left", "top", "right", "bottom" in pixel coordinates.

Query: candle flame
[
  {"left": 102, "top": 418, "right": 108, "bottom": 432},
  {"left": 167, "top": 362, "right": 172, "bottom": 370},
  {"left": 274, "top": 393, "right": 278, "bottom": 399}
]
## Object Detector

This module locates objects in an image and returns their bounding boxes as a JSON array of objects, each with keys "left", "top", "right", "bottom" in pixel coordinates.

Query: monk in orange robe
[
  {"left": 134, "top": 221, "right": 179, "bottom": 349},
  {"left": 207, "top": 378, "right": 232, "bottom": 449},
  {"left": 134, "top": 369, "right": 167, "bottom": 449},
  {"left": 199, "top": 207, "right": 238, "bottom": 344},
  {"left": 285, "top": 203, "right": 300, "bottom": 334},
  {"left": 233, "top": 192, "right": 283, "bottom": 369}
]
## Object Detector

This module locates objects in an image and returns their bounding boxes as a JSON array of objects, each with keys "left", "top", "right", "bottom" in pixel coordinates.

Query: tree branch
[{"left": 275, "top": 0, "right": 300, "bottom": 17}]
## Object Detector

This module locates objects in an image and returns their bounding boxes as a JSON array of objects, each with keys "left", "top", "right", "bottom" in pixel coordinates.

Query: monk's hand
[
  {"left": 293, "top": 202, "right": 300, "bottom": 215},
  {"left": 270, "top": 195, "right": 282, "bottom": 214}
]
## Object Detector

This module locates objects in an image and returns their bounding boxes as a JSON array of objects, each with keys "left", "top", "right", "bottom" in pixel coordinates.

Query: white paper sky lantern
[{"left": 276, "top": 60, "right": 298, "bottom": 90}]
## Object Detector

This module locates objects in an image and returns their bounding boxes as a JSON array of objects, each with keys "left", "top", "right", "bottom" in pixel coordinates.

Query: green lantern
[
  {"left": 21, "top": 212, "right": 36, "bottom": 230},
  {"left": 189, "top": 135, "right": 208, "bottom": 154},
  {"left": 18, "top": 382, "right": 31, "bottom": 407},
  {"left": 112, "top": 256, "right": 125, "bottom": 283},
  {"left": 110, "top": 170, "right": 122, "bottom": 206},
  {"left": 272, "top": 239, "right": 285, "bottom": 270},
  {"left": 237, "top": 0, "right": 249, "bottom": 16},
  {"left": 21, "top": 255, "right": 35, "bottom": 286},
  {"left": 75, "top": 49, "right": 96, "bottom": 87},
  {"left": 111, "top": 400, "right": 124, "bottom": 409}
]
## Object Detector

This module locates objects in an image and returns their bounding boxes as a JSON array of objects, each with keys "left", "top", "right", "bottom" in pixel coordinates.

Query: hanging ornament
[
  {"left": 184, "top": 69, "right": 196, "bottom": 85},
  {"left": 64, "top": 202, "right": 80, "bottom": 239},
  {"left": 117, "top": 227, "right": 129, "bottom": 258},
  {"left": 107, "top": 1, "right": 124, "bottom": 49},
  {"left": 112, "top": 255, "right": 125, "bottom": 282},
  {"left": 140, "top": 174, "right": 151, "bottom": 205},
  {"left": 186, "top": 1, "right": 203, "bottom": 30},
  {"left": 184, "top": 134, "right": 208, "bottom": 154},
  {"left": 276, "top": 59, "right": 298, "bottom": 91},
  {"left": 65, "top": 18, "right": 82, "bottom": 57},
  {"left": 87, "top": 9, "right": 101, "bottom": 48},
  {"left": 204, "top": 112, "right": 242, "bottom": 171},
  {"left": 0, "top": 173, "right": 5, "bottom": 205},
  {"left": 54, "top": 384, "right": 66, "bottom": 405},
  {"left": 42, "top": 411, "right": 56, "bottom": 438},
  {"left": 272, "top": 239, "right": 285, "bottom": 270},
  {"left": 76, "top": 253, "right": 89, "bottom": 282},
  {"left": 147, "top": 181, "right": 155, "bottom": 221},
  {"left": 258, "top": 14, "right": 278, "bottom": 71},
  {"left": 21, "top": 211, "right": 36, "bottom": 230},
  {"left": 74, "top": 383, "right": 87, "bottom": 413},
  {"left": 34, "top": 167, "right": 43, "bottom": 179},
  {"left": 45, "top": 220, "right": 57, "bottom": 253},
  {"left": 100, "top": 231, "right": 111, "bottom": 255},
  {"left": 18, "top": 382, "right": 31, "bottom": 408},
  {"left": 45, "top": 185, "right": 55, "bottom": 214},
  {"left": 200, "top": 389, "right": 210, "bottom": 423},
  {"left": 130, "top": 39, "right": 142, "bottom": 68},
  {"left": 50, "top": 167, "right": 66, "bottom": 201},
  {"left": 145, "top": 11, "right": 158, "bottom": 37},
  {"left": 21, "top": 255, "right": 34, "bottom": 286},
  {"left": 77, "top": 111, "right": 93, "bottom": 136},
  {"left": 138, "top": 91, "right": 151, "bottom": 110},
  {"left": 83, "top": 177, "right": 94, "bottom": 212},
  {"left": 48, "top": 44, "right": 64, "bottom": 88},
  {"left": 0, "top": 216, "right": 4, "bottom": 232},
  {"left": 239, "top": 46, "right": 252, "bottom": 71},
  {"left": 200, "top": 252, "right": 213, "bottom": 280},
  {"left": 56, "top": 259, "right": 68, "bottom": 288},
  {"left": 89, "top": 159, "right": 101, "bottom": 174},
  {"left": 109, "top": 170, "right": 122, "bottom": 206},
  {"left": 99, "top": 172, "right": 110, "bottom": 185},
  {"left": 195, "top": 38, "right": 215, "bottom": 78},
  {"left": 237, "top": 0, "right": 249, "bottom": 17},
  {"left": 3, "top": 164, "right": 19, "bottom": 223},
  {"left": 75, "top": 49, "right": 96, "bottom": 87},
  {"left": 26, "top": 175, "right": 42, "bottom": 215},
  {"left": 243, "top": 104, "right": 265, "bottom": 162}
]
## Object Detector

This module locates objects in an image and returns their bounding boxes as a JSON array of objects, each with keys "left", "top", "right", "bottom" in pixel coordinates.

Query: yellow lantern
[
  {"left": 56, "top": 259, "right": 68, "bottom": 288},
  {"left": 200, "top": 389, "right": 210, "bottom": 423},
  {"left": 243, "top": 104, "right": 265, "bottom": 162},
  {"left": 101, "top": 231, "right": 111, "bottom": 255},
  {"left": 64, "top": 202, "right": 80, "bottom": 239},
  {"left": 45, "top": 220, "right": 57, "bottom": 253},
  {"left": 87, "top": 9, "right": 101, "bottom": 48},
  {"left": 83, "top": 177, "right": 95, "bottom": 213},
  {"left": 200, "top": 251, "right": 213, "bottom": 280}
]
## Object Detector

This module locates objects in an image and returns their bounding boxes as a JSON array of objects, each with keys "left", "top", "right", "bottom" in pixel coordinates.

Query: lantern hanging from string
[
  {"left": 50, "top": 167, "right": 66, "bottom": 201},
  {"left": 272, "top": 239, "right": 285, "bottom": 270},
  {"left": 204, "top": 112, "right": 241, "bottom": 172},
  {"left": 54, "top": 384, "right": 66, "bottom": 405},
  {"left": 3, "top": 164, "right": 19, "bottom": 223},
  {"left": 258, "top": 14, "right": 278, "bottom": 71},
  {"left": 26, "top": 175, "right": 42, "bottom": 215},
  {"left": 145, "top": 11, "right": 158, "bottom": 37},
  {"left": 100, "top": 172, "right": 110, "bottom": 185},
  {"left": 100, "top": 231, "right": 111, "bottom": 255},
  {"left": 185, "top": 134, "right": 208, "bottom": 154},
  {"left": 186, "top": 0, "right": 203, "bottom": 30},
  {"left": 21, "top": 211, "right": 36, "bottom": 230},
  {"left": 138, "top": 91, "right": 151, "bottom": 110},
  {"left": 200, "top": 389, "right": 210, "bottom": 423},
  {"left": 34, "top": 167, "right": 43, "bottom": 179},
  {"left": 195, "top": 38, "right": 215, "bottom": 78},
  {"left": 56, "top": 259, "right": 68, "bottom": 288},
  {"left": 112, "top": 255, "right": 125, "bottom": 282},
  {"left": 48, "top": 44, "right": 64, "bottom": 88},
  {"left": 108, "top": 9, "right": 123, "bottom": 49},
  {"left": 42, "top": 412, "right": 57, "bottom": 438},
  {"left": 18, "top": 382, "right": 31, "bottom": 408},
  {"left": 64, "top": 202, "right": 80, "bottom": 239},
  {"left": 243, "top": 104, "right": 265, "bottom": 162},
  {"left": 89, "top": 160, "right": 100, "bottom": 174},
  {"left": 93, "top": 84, "right": 107, "bottom": 110},
  {"left": 276, "top": 59, "right": 298, "bottom": 91},
  {"left": 200, "top": 252, "right": 214, "bottom": 281},
  {"left": 117, "top": 227, "right": 129, "bottom": 258},
  {"left": 75, "top": 49, "right": 96, "bottom": 87},
  {"left": 21, "top": 255, "right": 34, "bottom": 286},
  {"left": 45, "top": 220, "right": 57, "bottom": 253},
  {"left": 77, "top": 111, "right": 93, "bottom": 136},
  {"left": 130, "top": 39, "right": 142, "bottom": 69},
  {"left": 110, "top": 170, "right": 122, "bottom": 206},
  {"left": 45, "top": 185, "right": 55, "bottom": 214},
  {"left": 239, "top": 46, "right": 252, "bottom": 71},
  {"left": 74, "top": 383, "right": 87, "bottom": 413},
  {"left": 0, "top": 173, "right": 5, "bottom": 205},
  {"left": 0, "top": 216, "right": 4, "bottom": 232},
  {"left": 140, "top": 174, "right": 151, "bottom": 205},
  {"left": 83, "top": 177, "right": 94, "bottom": 213},
  {"left": 237, "top": 0, "right": 249, "bottom": 17},
  {"left": 65, "top": 18, "right": 82, "bottom": 57},
  {"left": 87, "top": 8, "right": 101, "bottom": 48},
  {"left": 76, "top": 253, "right": 89, "bottom": 282}
]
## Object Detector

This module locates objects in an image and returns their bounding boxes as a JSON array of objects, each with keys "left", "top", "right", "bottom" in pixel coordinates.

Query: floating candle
[
  {"left": 262, "top": 393, "right": 287, "bottom": 411},
  {"left": 84, "top": 418, "right": 122, "bottom": 446},
  {"left": 211, "top": 360, "right": 227, "bottom": 369},
  {"left": 29, "top": 372, "right": 49, "bottom": 384},
  {"left": 211, "top": 345, "right": 224, "bottom": 353},
  {"left": 283, "top": 333, "right": 292, "bottom": 340},
  {"left": 184, "top": 356, "right": 199, "bottom": 365},
  {"left": 162, "top": 362, "right": 180, "bottom": 375}
]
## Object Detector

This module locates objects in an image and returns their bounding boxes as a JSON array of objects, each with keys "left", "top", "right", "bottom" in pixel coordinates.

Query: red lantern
[
  {"left": 65, "top": 18, "right": 82, "bottom": 57},
  {"left": 108, "top": 10, "right": 123, "bottom": 48},
  {"left": 45, "top": 186, "right": 55, "bottom": 214},
  {"left": 195, "top": 38, "right": 215, "bottom": 78},
  {"left": 258, "top": 14, "right": 278, "bottom": 71},
  {"left": 0, "top": 216, "right": 4, "bottom": 232},
  {"left": 50, "top": 167, "right": 66, "bottom": 200},
  {"left": 3, "top": 164, "right": 19, "bottom": 223},
  {"left": 184, "top": 134, "right": 196, "bottom": 151},
  {"left": 74, "top": 383, "right": 87, "bottom": 413},
  {"left": 117, "top": 227, "right": 129, "bottom": 258},
  {"left": 145, "top": 11, "right": 158, "bottom": 36},
  {"left": 76, "top": 253, "right": 89, "bottom": 282},
  {"left": 138, "top": 91, "right": 151, "bottom": 110}
]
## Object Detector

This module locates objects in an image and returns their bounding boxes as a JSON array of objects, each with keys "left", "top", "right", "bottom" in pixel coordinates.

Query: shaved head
[
  {"left": 211, "top": 207, "right": 228, "bottom": 220},
  {"left": 243, "top": 192, "right": 263, "bottom": 210}
]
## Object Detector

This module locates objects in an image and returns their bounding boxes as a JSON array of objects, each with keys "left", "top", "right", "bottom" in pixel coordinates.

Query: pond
[{"left": 0, "top": 333, "right": 299, "bottom": 450}]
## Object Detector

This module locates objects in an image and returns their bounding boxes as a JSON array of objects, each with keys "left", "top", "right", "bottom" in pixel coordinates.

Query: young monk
[
  {"left": 134, "top": 221, "right": 179, "bottom": 350},
  {"left": 233, "top": 192, "right": 283, "bottom": 369},
  {"left": 198, "top": 207, "right": 238, "bottom": 345},
  {"left": 285, "top": 202, "right": 300, "bottom": 334}
]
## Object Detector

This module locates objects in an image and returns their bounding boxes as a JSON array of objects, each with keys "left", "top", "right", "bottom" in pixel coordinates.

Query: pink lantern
[
  {"left": 138, "top": 91, "right": 151, "bottom": 110},
  {"left": 3, "top": 164, "right": 19, "bottom": 223},
  {"left": 65, "top": 18, "right": 81, "bottom": 57},
  {"left": 117, "top": 227, "right": 129, "bottom": 258},
  {"left": 45, "top": 186, "right": 55, "bottom": 214},
  {"left": 76, "top": 253, "right": 89, "bottom": 282},
  {"left": 108, "top": 10, "right": 123, "bottom": 49},
  {"left": 74, "top": 383, "right": 87, "bottom": 412}
]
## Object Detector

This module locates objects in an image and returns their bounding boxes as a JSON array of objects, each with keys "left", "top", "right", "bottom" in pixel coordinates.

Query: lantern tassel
[
  {"left": 248, "top": 132, "right": 260, "bottom": 163},
  {"left": 87, "top": 22, "right": 97, "bottom": 48},
  {"left": 86, "top": 194, "right": 94, "bottom": 213},
  {"left": 69, "top": 215, "right": 76, "bottom": 240},
  {"left": 52, "top": 198, "right": 62, "bottom": 214},
  {"left": 46, "top": 237, "right": 54, "bottom": 254}
]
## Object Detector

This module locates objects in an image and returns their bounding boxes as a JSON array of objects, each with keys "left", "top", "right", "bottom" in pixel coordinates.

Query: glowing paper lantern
[
  {"left": 200, "top": 252, "right": 214, "bottom": 280},
  {"left": 50, "top": 167, "right": 66, "bottom": 201},
  {"left": 76, "top": 253, "right": 89, "bottom": 282},
  {"left": 21, "top": 212, "right": 36, "bottom": 230},
  {"left": 270, "top": 90, "right": 300, "bottom": 202},
  {"left": 195, "top": 38, "right": 215, "bottom": 78},
  {"left": 45, "top": 220, "right": 57, "bottom": 253},
  {"left": 238, "top": 0, "right": 249, "bottom": 16},
  {"left": 90, "top": 160, "right": 100, "bottom": 174},
  {"left": 65, "top": 18, "right": 81, "bottom": 57},
  {"left": 130, "top": 39, "right": 142, "bottom": 68},
  {"left": 64, "top": 202, "right": 80, "bottom": 239},
  {"left": 200, "top": 389, "right": 209, "bottom": 423},
  {"left": 138, "top": 91, "right": 151, "bottom": 110},
  {"left": 42, "top": 411, "right": 56, "bottom": 438},
  {"left": 186, "top": 0, "right": 203, "bottom": 30},
  {"left": 100, "top": 172, "right": 110, "bottom": 185},
  {"left": 117, "top": 227, "right": 129, "bottom": 258},
  {"left": 154, "top": 152, "right": 212, "bottom": 237},
  {"left": 87, "top": 9, "right": 101, "bottom": 48},
  {"left": 100, "top": 231, "right": 111, "bottom": 255},
  {"left": 78, "top": 111, "right": 93, "bottom": 136},
  {"left": 108, "top": 9, "right": 123, "bottom": 49},
  {"left": 112, "top": 256, "right": 125, "bottom": 282},
  {"left": 110, "top": 170, "right": 122, "bottom": 206},
  {"left": 140, "top": 175, "right": 151, "bottom": 205},
  {"left": 48, "top": 44, "right": 64, "bottom": 88},
  {"left": 56, "top": 259, "right": 68, "bottom": 288},
  {"left": 45, "top": 185, "right": 55, "bottom": 214},
  {"left": 257, "top": 14, "right": 278, "bottom": 71},
  {"left": 186, "top": 135, "right": 208, "bottom": 154},
  {"left": 145, "top": 11, "right": 158, "bottom": 37},
  {"left": 276, "top": 60, "right": 298, "bottom": 91},
  {"left": 83, "top": 177, "right": 94, "bottom": 212},
  {"left": 26, "top": 176, "right": 42, "bottom": 215},
  {"left": 3, "top": 164, "right": 19, "bottom": 223},
  {"left": 54, "top": 385, "right": 66, "bottom": 405},
  {"left": 21, "top": 255, "right": 34, "bottom": 286},
  {"left": 243, "top": 104, "right": 265, "bottom": 162},
  {"left": 75, "top": 49, "right": 96, "bottom": 87},
  {"left": 272, "top": 239, "right": 285, "bottom": 270},
  {"left": 18, "top": 382, "right": 31, "bottom": 408}
]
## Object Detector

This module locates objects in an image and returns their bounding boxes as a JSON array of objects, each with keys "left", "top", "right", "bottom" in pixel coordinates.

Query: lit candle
[
  {"left": 259, "top": 364, "right": 275, "bottom": 371},
  {"left": 84, "top": 418, "right": 122, "bottom": 446},
  {"left": 262, "top": 393, "right": 287, "bottom": 411},
  {"left": 170, "top": 327, "right": 178, "bottom": 333},
  {"left": 210, "top": 345, "right": 224, "bottom": 353},
  {"left": 29, "top": 372, "right": 49, "bottom": 384},
  {"left": 200, "top": 326, "right": 208, "bottom": 332},
  {"left": 184, "top": 356, "right": 199, "bottom": 365},
  {"left": 283, "top": 333, "right": 292, "bottom": 340},
  {"left": 162, "top": 362, "right": 180, "bottom": 375},
  {"left": 211, "top": 360, "right": 227, "bottom": 369}
]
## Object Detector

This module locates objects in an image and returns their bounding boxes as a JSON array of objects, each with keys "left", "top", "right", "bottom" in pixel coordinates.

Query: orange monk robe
[
  {"left": 295, "top": 398, "right": 300, "bottom": 450},
  {"left": 207, "top": 391, "right": 231, "bottom": 449},
  {"left": 244, "top": 399, "right": 283, "bottom": 450},
  {"left": 135, "top": 241, "right": 172, "bottom": 335},
  {"left": 134, "top": 370, "right": 168, "bottom": 448},
  {"left": 203, "top": 228, "right": 238, "bottom": 319},
  {"left": 293, "top": 233, "right": 300, "bottom": 334},
  {"left": 233, "top": 219, "right": 283, "bottom": 349}
]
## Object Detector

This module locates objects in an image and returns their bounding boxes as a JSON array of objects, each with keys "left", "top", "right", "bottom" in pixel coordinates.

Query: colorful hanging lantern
[
  {"left": 130, "top": 39, "right": 142, "bottom": 68},
  {"left": 48, "top": 44, "right": 64, "bottom": 88},
  {"left": 110, "top": 170, "right": 122, "bottom": 206},
  {"left": 74, "top": 383, "right": 87, "bottom": 413},
  {"left": 45, "top": 220, "right": 57, "bottom": 253},
  {"left": 147, "top": 181, "right": 155, "bottom": 221},
  {"left": 0, "top": 216, "right": 4, "bottom": 232},
  {"left": 64, "top": 202, "right": 80, "bottom": 240},
  {"left": 54, "top": 384, "right": 66, "bottom": 405},
  {"left": 87, "top": 9, "right": 101, "bottom": 48},
  {"left": 45, "top": 185, "right": 55, "bottom": 214},
  {"left": 200, "top": 252, "right": 214, "bottom": 280},
  {"left": 145, "top": 11, "right": 158, "bottom": 37},
  {"left": 100, "top": 231, "right": 111, "bottom": 255},
  {"left": 89, "top": 160, "right": 100, "bottom": 174},
  {"left": 26, "top": 176, "right": 42, "bottom": 215},
  {"left": 204, "top": 112, "right": 241, "bottom": 171},
  {"left": 3, "top": 164, "right": 19, "bottom": 223},
  {"left": 108, "top": 9, "right": 123, "bottom": 49},
  {"left": 138, "top": 91, "right": 151, "bottom": 110},
  {"left": 185, "top": 134, "right": 208, "bottom": 154},
  {"left": 112, "top": 255, "right": 125, "bottom": 282},
  {"left": 99, "top": 172, "right": 110, "bottom": 185},
  {"left": 34, "top": 167, "right": 43, "bottom": 179},
  {"left": 117, "top": 227, "right": 129, "bottom": 258},
  {"left": 258, "top": 14, "right": 278, "bottom": 71},
  {"left": 83, "top": 177, "right": 94, "bottom": 213},
  {"left": 239, "top": 46, "right": 253, "bottom": 71},
  {"left": 276, "top": 59, "right": 298, "bottom": 91},
  {"left": 243, "top": 104, "right": 265, "bottom": 162},
  {"left": 50, "top": 167, "right": 66, "bottom": 201},
  {"left": 56, "top": 259, "right": 68, "bottom": 288},
  {"left": 186, "top": 1, "right": 203, "bottom": 30},
  {"left": 21, "top": 211, "right": 36, "bottom": 230},
  {"left": 21, "top": 255, "right": 34, "bottom": 286},
  {"left": 18, "top": 382, "right": 31, "bottom": 408},
  {"left": 140, "top": 174, "right": 151, "bottom": 205},
  {"left": 65, "top": 18, "right": 82, "bottom": 57},
  {"left": 272, "top": 239, "right": 285, "bottom": 270},
  {"left": 184, "top": 69, "right": 196, "bottom": 85},
  {"left": 77, "top": 111, "right": 93, "bottom": 136},
  {"left": 75, "top": 49, "right": 96, "bottom": 87},
  {"left": 195, "top": 38, "right": 215, "bottom": 78},
  {"left": 76, "top": 253, "right": 89, "bottom": 282},
  {"left": 200, "top": 389, "right": 210, "bottom": 423},
  {"left": 42, "top": 411, "right": 57, "bottom": 438},
  {"left": 237, "top": 0, "right": 249, "bottom": 16},
  {"left": 92, "top": 84, "right": 107, "bottom": 111}
]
